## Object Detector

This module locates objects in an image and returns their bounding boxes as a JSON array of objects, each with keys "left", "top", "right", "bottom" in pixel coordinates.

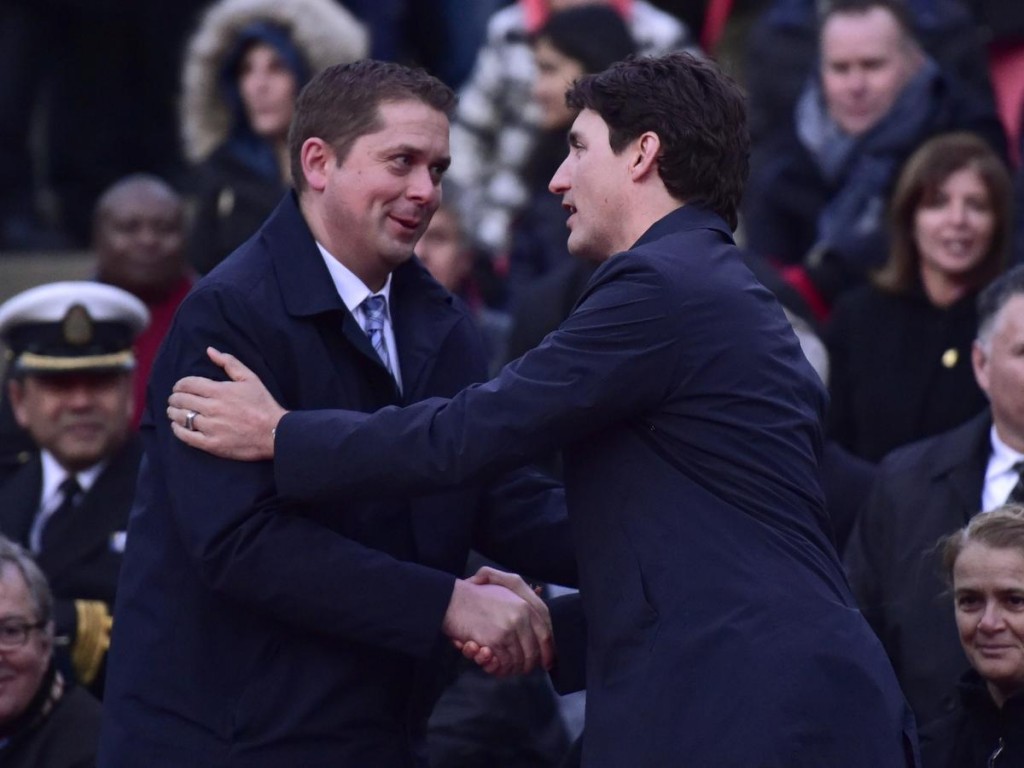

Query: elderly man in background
[
  {"left": 0, "top": 535, "right": 102, "bottom": 767},
  {"left": 742, "top": 0, "right": 1007, "bottom": 312},
  {"left": 0, "top": 282, "right": 148, "bottom": 697}
]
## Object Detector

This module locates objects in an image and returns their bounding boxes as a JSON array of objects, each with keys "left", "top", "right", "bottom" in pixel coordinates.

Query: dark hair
[
  {"left": 819, "top": 0, "right": 920, "bottom": 45},
  {"left": 565, "top": 52, "right": 749, "bottom": 229},
  {"left": 533, "top": 5, "right": 636, "bottom": 75},
  {"left": 976, "top": 264, "right": 1024, "bottom": 346},
  {"left": 874, "top": 132, "right": 1012, "bottom": 296},
  {"left": 941, "top": 505, "right": 1024, "bottom": 583},
  {"left": 288, "top": 59, "right": 456, "bottom": 192}
]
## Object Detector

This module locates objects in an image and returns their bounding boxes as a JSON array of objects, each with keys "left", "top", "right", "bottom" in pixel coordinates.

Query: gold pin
[{"left": 941, "top": 348, "right": 958, "bottom": 368}]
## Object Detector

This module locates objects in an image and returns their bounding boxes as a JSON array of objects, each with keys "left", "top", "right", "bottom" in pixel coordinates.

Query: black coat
[
  {"left": 273, "top": 205, "right": 916, "bottom": 767},
  {"left": 99, "top": 193, "right": 576, "bottom": 767},
  {"left": 845, "top": 412, "right": 992, "bottom": 724},
  {"left": 0, "top": 670, "right": 102, "bottom": 768},
  {"left": 0, "top": 437, "right": 141, "bottom": 695},
  {"left": 185, "top": 145, "right": 284, "bottom": 275},
  {"left": 826, "top": 285, "right": 988, "bottom": 462},
  {"left": 920, "top": 670, "right": 1024, "bottom": 768}
]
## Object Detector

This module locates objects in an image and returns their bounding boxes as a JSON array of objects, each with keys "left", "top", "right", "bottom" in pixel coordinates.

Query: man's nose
[{"left": 549, "top": 156, "right": 571, "bottom": 195}]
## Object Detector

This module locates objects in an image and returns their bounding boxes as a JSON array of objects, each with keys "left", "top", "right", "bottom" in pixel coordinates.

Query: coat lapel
[
  {"left": 39, "top": 437, "right": 141, "bottom": 589},
  {"left": 0, "top": 456, "right": 43, "bottom": 545},
  {"left": 932, "top": 413, "right": 991, "bottom": 520}
]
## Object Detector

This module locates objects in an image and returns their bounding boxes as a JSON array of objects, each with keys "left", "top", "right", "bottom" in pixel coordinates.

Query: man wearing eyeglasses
[
  {"left": 0, "top": 281, "right": 149, "bottom": 698},
  {"left": 0, "top": 535, "right": 102, "bottom": 766}
]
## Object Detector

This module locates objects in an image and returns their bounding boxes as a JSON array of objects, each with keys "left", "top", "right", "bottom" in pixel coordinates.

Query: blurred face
[
  {"left": 974, "top": 295, "right": 1024, "bottom": 453},
  {"left": 0, "top": 564, "right": 52, "bottom": 726},
  {"left": 915, "top": 166, "right": 996, "bottom": 286},
  {"left": 95, "top": 182, "right": 185, "bottom": 299},
  {"left": 239, "top": 43, "right": 298, "bottom": 141},
  {"left": 820, "top": 8, "right": 922, "bottom": 137},
  {"left": 532, "top": 38, "right": 584, "bottom": 130},
  {"left": 954, "top": 542, "right": 1024, "bottom": 705},
  {"left": 9, "top": 372, "right": 133, "bottom": 473},
  {"left": 316, "top": 99, "right": 450, "bottom": 290},
  {"left": 417, "top": 207, "right": 471, "bottom": 292},
  {"left": 549, "top": 108, "right": 627, "bottom": 262}
]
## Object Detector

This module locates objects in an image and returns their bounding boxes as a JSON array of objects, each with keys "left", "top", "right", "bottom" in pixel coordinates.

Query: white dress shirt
[
  {"left": 30, "top": 450, "right": 106, "bottom": 552},
  {"left": 982, "top": 425, "right": 1024, "bottom": 512},
  {"left": 316, "top": 241, "right": 403, "bottom": 393}
]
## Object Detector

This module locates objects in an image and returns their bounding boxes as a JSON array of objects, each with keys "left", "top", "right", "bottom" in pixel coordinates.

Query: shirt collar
[
  {"left": 988, "top": 425, "right": 1024, "bottom": 478},
  {"left": 40, "top": 450, "right": 106, "bottom": 505},
  {"left": 316, "top": 241, "right": 393, "bottom": 315}
]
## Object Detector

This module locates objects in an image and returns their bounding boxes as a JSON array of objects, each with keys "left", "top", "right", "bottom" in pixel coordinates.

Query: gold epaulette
[{"left": 72, "top": 599, "right": 112, "bottom": 686}]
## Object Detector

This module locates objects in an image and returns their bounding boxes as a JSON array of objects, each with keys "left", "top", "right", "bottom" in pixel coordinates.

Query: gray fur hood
[{"left": 181, "top": 0, "right": 369, "bottom": 163}]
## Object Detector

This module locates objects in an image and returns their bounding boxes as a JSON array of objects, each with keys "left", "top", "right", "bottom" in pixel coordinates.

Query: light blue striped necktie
[{"left": 362, "top": 294, "right": 394, "bottom": 378}]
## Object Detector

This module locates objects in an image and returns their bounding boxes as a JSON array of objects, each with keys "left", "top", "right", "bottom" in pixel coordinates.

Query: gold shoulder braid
[{"left": 72, "top": 600, "right": 112, "bottom": 686}]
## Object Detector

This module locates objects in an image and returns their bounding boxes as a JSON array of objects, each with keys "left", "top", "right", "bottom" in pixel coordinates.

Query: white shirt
[
  {"left": 316, "top": 242, "right": 403, "bottom": 393},
  {"left": 30, "top": 450, "right": 106, "bottom": 552},
  {"left": 982, "top": 425, "right": 1024, "bottom": 512}
]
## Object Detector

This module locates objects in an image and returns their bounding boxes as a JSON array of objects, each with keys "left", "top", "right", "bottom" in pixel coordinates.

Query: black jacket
[
  {"left": 845, "top": 412, "right": 992, "bottom": 724},
  {"left": 826, "top": 284, "right": 988, "bottom": 462},
  {"left": 921, "top": 670, "right": 1024, "bottom": 768}
]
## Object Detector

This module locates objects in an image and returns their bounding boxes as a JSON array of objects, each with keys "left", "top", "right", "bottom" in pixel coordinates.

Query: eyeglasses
[{"left": 0, "top": 619, "right": 46, "bottom": 649}]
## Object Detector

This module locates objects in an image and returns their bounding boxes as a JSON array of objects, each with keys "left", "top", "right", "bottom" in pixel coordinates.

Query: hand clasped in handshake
[{"left": 441, "top": 566, "right": 554, "bottom": 678}]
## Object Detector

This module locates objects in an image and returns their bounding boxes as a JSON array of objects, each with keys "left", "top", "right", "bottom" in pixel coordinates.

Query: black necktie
[
  {"left": 1007, "top": 461, "right": 1024, "bottom": 506},
  {"left": 40, "top": 476, "right": 82, "bottom": 555}
]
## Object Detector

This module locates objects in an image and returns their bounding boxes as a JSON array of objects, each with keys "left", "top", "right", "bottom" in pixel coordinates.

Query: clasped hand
[{"left": 442, "top": 566, "right": 554, "bottom": 678}]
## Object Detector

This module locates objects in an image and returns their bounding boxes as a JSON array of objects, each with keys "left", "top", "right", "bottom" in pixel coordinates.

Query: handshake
[{"left": 441, "top": 566, "right": 554, "bottom": 678}]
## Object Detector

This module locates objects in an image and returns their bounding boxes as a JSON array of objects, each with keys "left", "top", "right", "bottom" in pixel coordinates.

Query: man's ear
[
  {"left": 972, "top": 340, "right": 990, "bottom": 396},
  {"left": 7, "top": 378, "right": 28, "bottom": 429},
  {"left": 300, "top": 138, "right": 335, "bottom": 192},
  {"left": 629, "top": 131, "right": 661, "bottom": 182}
]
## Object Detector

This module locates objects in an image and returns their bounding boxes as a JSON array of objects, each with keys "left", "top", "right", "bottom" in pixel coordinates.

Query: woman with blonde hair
[{"left": 921, "top": 504, "right": 1024, "bottom": 766}]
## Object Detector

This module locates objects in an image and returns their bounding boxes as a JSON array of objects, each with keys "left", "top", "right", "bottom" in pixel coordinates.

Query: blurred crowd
[{"left": 1, "top": 0, "right": 1024, "bottom": 766}]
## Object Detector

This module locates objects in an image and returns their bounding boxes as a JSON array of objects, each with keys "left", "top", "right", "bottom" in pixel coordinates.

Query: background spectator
[
  {"left": 93, "top": 175, "right": 193, "bottom": 428},
  {"left": 0, "top": 282, "right": 148, "bottom": 698},
  {"left": 827, "top": 132, "right": 1012, "bottom": 462},
  {"left": 920, "top": 505, "right": 1024, "bottom": 768},
  {"left": 845, "top": 265, "right": 1024, "bottom": 725},
  {"left": 742, "top": 0, "right": 1007, "bottom": 312},
  {"left": 181, "top": 0, "right": 368, "bottom": 274},
  {"left": 0, "top": 535, "right": 102, "bottom": 768}
]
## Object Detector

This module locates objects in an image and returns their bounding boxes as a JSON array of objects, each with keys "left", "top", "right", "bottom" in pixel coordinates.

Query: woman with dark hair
[
  {"left": 504, "top": 4, "right": 637, "bottom": 356},
  {"left": 826, "top": 132, "right": 1013, "bottom": 462},
  {"left": 920, "top": 504, "right": 1024, "bottom": 767},
  {"left": 180, "top": 0, "right": 367, "bottom": 275}
]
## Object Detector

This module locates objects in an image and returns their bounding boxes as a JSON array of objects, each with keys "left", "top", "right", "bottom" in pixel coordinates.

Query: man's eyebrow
[{"left": 566, "top": 130, "right": 580, "bottom": 146}]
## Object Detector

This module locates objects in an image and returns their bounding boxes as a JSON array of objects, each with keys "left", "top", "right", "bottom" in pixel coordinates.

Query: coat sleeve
[
  {"left": 274, "top": 254, "right": 677, "bottom": 503},
  {"left": 151, "top": 283, "right": 455, "bottom": 659}
]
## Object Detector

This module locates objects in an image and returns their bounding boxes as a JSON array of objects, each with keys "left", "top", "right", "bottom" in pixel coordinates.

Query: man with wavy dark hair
[{"left": 169, "top": 53, "right": 917, "bottom": 766}]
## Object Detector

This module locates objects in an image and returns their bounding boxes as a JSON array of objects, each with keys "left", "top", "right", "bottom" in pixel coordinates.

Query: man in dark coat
[
  {"left": 169, "top": 53, "right": 916, "bottom": 767},
  {"left": 742, "top": 0, "right": 1007, "bottom": 311},
  {"left": 0, "top": 281, "right": 148, "bottom": 697},
  {"left": 99, "top": 60, "right": 575, "bottom": 767},
  {"left": 846, "top": 264, "right": 1024, "bottom": 726}
]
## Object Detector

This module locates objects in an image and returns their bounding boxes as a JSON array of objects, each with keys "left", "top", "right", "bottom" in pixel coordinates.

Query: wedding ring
[{"left": 185, "top": 410, "right": 198, "bottom": 432}]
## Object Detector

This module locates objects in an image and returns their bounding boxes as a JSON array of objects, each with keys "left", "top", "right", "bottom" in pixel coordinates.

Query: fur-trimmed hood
[{"left": 181, "top": 0, "right": 369, "bottom": 164}]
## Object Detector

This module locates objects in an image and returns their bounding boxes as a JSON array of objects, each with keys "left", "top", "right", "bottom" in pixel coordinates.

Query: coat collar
[
  {"left": 632, "top": 204, "right": 735, "bottom": 250},
  {"left": 262, "top": 192, "right": 466, "bottom": 400},
  {"left": 929, "top": 410, "right": 993, "bottom": 517}
]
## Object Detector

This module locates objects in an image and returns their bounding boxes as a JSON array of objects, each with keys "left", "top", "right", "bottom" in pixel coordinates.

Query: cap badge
[{"left": 62, "top": 305, "right": 94, "bottom": 346}]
